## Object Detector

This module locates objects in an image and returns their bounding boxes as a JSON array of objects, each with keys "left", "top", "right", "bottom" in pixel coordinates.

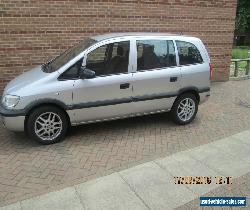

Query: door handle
[
  {"left": 120, "top": 83, "right": 130, "bottom": 89},
  {"left": 170, "top": 77, "right": 178, "bottom": 82}
]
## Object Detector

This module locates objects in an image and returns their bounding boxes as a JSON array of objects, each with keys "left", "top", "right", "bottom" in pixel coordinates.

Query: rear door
[{"left": 131, "top": 38, "right": 181, "bottom": 113}]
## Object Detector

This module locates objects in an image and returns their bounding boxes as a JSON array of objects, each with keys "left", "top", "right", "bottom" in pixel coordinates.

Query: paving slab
[
  {"left": 176, "top": 172, "right": 250, "bottom": 210},
  {"left": 181, "top": 140, "right": 250, "bottom": 177},
  {"left": 210, "top": 136, "right": 250, "bottom": 163},
  {"left": 0, "top": 203, "right": 21, "bottom": 210},
  {"left": 119, "top": 162, "right": 197, "bottom": 210},
  {"left": 231, "top": 130, "right": 250, "bottom": 145},
  {"left": 20, "top": 187, "right": 84, "bottom": 210},
  {"left": 155, "top": 153, "right": 222, "bottom": 195},
  {"left": 75, "top": 173, "right": 148, "bottom": 210}
]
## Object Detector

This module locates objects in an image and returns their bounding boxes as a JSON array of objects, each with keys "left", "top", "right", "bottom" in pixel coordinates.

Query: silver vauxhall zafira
[{"left": 0, "top": 33, "right": 211, "bottom": 144}]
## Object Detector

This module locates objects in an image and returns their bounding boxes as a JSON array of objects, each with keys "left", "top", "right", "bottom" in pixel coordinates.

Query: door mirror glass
[{"left": 79, "top": 67, "right": 96, "bottom": 79}]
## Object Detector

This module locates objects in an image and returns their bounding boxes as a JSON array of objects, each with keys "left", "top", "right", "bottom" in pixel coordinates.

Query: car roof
[{"left": 92, "top": 32, "right": 186, "bottom": 41}]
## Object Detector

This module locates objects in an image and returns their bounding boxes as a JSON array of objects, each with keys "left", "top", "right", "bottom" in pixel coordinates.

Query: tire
[
  {"left": 171, "top": 93, "right": 198, "bottom": 125},
  {"left": 26, "top": 106, "right": 69, "bottom": 144}
]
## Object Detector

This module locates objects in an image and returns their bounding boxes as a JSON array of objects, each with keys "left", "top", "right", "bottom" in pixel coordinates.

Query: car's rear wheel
[
  {"left": 171, "top": 93, "right": 198, "bottom": 125},
  {"left": 26, "top": 106, "right": 68, "bottom": 144}
]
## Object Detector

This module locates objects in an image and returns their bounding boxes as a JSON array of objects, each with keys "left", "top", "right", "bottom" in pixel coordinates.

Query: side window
[
  {"left": 59, "top": 59, "right": 83, "bottom": 79},
  {"left": 136, "top": 40, "right": 177, "bottom": 71},
  {"left": 87, "top": 45, "right": 107, "bottom": 64},
  {"left": 86, "top": 41, "right": 130, "bottom": 77},
  {"left": 176, "top": 41, "right": 203, "bottom": 65}
]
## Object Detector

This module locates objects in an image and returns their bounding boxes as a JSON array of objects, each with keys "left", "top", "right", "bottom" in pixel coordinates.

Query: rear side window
[
  {"left": 176, "top": 41, "right": 203, "bottom": 65},
  {"left": 137, "top": 40, "right": 177, "bottom": 71}
]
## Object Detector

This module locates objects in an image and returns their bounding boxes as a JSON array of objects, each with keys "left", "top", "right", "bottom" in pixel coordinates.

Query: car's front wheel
[
  {"left": 171, "top": 93, "right": 198, "bottom": 125},
  {"left": 26, "top": 106, "right": 69, "bottom": 144}
]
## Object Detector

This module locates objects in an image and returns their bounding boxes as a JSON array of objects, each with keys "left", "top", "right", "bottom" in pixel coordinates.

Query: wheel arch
[
  {"left": 24, "top": 99, "right": 71, "bottom": 132},
  {"left": 177, "top": 87, "right": 200, "bottom": 103}
]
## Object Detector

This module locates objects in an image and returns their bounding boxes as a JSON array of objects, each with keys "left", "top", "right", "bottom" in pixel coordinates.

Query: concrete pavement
[{"left": 1, "top": 129, "right": 250, "bottom": 210}]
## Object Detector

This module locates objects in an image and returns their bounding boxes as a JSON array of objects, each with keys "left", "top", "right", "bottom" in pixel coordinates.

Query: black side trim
[
  {"left": 68, "top": 97, "right": 133, "bottom": 110},
  {"left": 198, "top": 87, "right": 210, "bottom": 93},
  {"left": 68, "top": 92, "right": 179, "bottom": 110},
  {"left": 0, "top": 87, "right": 210, "bottom": 116},
  {"left": 24, "top": 99, "right": 68, "bottom": 113},
  {"left": 0, "top": 105, "right": 26, "bottom": 117},
  {"left": 133, "top": 92, "right": 177, "bottom": 102},
  {"left": 179, "top": 86, "right": 210, "bottom": 95},
  {"left": 0, "top": 99, "right": 68, "bottom": 117}
]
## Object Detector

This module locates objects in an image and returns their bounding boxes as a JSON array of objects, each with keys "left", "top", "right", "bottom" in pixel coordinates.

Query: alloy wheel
[
  {"left": 34, "top": 112, "right": 63, "bottom": 141},
  {"left": 177, "top": 98, "right": 196, "bottom": 122}
]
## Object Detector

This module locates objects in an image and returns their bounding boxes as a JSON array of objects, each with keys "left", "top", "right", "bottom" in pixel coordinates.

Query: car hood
[{"left": 3, "top": 66, "right": 52, "bottom": 96}]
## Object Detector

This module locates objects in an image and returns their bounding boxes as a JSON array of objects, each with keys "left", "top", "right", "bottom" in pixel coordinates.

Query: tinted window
[
  {"left": 176, "top": 41, "right": 203, "bottom": 65},
  {"left": 137, "top": 40, "right": 176, "bottom": 71},
  {"left": 86, "top": 41, "right": 130, "bottom": 76},
  {"left": 42, "top": 38, "right": 96, "bottom": 73}
]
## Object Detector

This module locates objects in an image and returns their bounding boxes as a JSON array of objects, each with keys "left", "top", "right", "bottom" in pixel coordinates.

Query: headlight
[{"left": 2, "top": 95, "right": 20, "bottom": 109}]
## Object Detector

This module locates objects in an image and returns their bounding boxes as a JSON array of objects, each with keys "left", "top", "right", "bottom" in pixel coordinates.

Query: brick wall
[{"left": 0, "top": 0, "right": 237, "bottom": 91}]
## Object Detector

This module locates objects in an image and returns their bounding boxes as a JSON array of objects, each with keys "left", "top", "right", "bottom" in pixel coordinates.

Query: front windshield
[{"left": 42, "top": 38, "right": 96, "bottom": 73}]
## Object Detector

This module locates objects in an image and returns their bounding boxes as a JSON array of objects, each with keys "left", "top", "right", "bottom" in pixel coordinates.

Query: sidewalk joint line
[
  {"left": 117, "top": 172, "right": 151, "bottom": 210},
  {"left": 74, "top": 187, "right": 87, "bottom": 210},
  {"left": 153, "top": 160, "right": 200, "bottom": 197},
  {"left": 20, "top": 200, "right": 24, "bottom": 210}
]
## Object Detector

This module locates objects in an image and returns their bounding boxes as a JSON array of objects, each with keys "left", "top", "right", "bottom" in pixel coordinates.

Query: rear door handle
[
  {"left": 170, "top": 77, "right": 178, "bottom": 82},
  {"left": 120, "top": 83, "right": 130, "bottom": 89}
]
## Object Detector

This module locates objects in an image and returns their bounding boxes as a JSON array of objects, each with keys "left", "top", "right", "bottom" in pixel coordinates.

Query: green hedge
[{"left": 232, "top": 47, "right": 250, "bottom": 59}]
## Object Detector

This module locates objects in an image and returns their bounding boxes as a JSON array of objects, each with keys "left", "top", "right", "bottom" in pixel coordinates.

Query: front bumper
[
  {"left": 1, "top": 115, "right": 25, "bottom": 131},
  {"left": 0, "top": 104, "right": 26, "bottom": 132}
]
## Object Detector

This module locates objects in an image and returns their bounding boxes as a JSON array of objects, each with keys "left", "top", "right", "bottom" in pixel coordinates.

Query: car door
[
  {"left": 71, "top": 39, "right": 134, "bottom": 124},
  {"left": 131, "top": 38, "right": 181, "bottom": 113}
]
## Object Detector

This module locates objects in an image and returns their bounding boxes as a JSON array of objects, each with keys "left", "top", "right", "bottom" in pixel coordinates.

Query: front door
[
  {"left": 72, "top": 40, "right": 134, "bottom": 124},
  {"left": 131, "top": 39, "right": 181, "bottom": 113}
]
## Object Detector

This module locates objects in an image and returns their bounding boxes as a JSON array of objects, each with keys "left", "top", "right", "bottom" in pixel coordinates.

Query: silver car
[{"left": 0, "top": 33, "right": 211, "bottom": 144}]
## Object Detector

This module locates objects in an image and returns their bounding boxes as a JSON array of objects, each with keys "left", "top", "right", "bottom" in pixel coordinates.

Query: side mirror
[{"left": 79, "top": 67, "right": 96, "bottom": 79}]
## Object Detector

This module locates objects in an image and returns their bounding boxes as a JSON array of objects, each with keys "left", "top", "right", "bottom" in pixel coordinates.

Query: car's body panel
[
  {"left": 0, "top": 33, "right": 211, "bottom": 132},
  {"left": 131, "top": 68, "right": 181, "bottom": 112},
  {"left": 3, "top": 66, "right": 47, "bottom": 96},
  {"left": 1, "top": 115, "right": 25, "bottom": 131},
  {"left": 71, "top": 73, "right": 134, "bottom": 124}
]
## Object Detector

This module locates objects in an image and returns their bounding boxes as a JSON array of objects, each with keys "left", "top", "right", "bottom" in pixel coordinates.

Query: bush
[{"left": 232, "top": 46, "right": 250, "bottom": 59}]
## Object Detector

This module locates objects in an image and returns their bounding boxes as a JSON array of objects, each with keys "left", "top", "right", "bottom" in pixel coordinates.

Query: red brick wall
[{"left": 0, "top": 0, "right": 237, "bottom": 91}]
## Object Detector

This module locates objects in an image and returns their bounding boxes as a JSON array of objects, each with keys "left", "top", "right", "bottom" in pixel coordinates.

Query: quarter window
[
  {"left": 136, "top": 40, "right": 177, "bottom": 71},
  {"left": 59, "top": 59, "right": 83, "bottom": 80},
  {"left": 86, "top": 41, "right": 130, "bottom": 76},
  {"left": 176, "top": 41, "right": 203, "bottom": 65}
]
